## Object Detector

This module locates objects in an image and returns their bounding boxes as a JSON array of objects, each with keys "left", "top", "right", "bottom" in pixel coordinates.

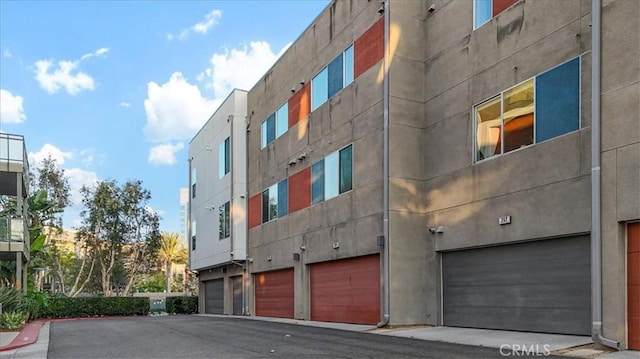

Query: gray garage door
[
  {"left": 204, "top": 279, "right": 224, "bottom": 314},
  {"left": 231, "top": 276, "right": 243, "bottom": 315},
  {"left": 442, "top": 235, "right": 590, "bottom": 335}
]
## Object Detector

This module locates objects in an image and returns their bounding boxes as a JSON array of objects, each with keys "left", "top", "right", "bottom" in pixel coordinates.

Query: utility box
[{"left": 149, "top": 298, "right": 166, "bottom": 312}]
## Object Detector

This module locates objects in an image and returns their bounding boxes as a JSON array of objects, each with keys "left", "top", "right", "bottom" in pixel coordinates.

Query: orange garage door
[
  {"left": 310, "top": 254, "right": 380, "bottom": 325},
  {"left": 629, "top": 222, "right": 640, "bottom": 350},
  {"left": 255, "top": 268, "right": 294, "bottom": 318}
]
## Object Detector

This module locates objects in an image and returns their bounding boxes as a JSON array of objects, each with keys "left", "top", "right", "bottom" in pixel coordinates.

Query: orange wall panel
[
  {"left": 354, "top": 17, "right": 384, "bottom": 79},
  {"left": 629, "top": 222, "right": 640, "bottom": 350},
  {"left": 493, "top": 0, "right": 518, "bottom": 17},
  {"left": 288, "top": 82, "right": 310, "bottom": 128},
  {"left": 288, "top": 167, "right": 311, "bottom": 213},
  {"left": 248, "top": 193, "right": 262, "bottom": 229}
]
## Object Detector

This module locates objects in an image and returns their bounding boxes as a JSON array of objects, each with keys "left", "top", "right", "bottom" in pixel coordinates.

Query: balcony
[
  {"left": 0, "top": 133, "right": 30, "bottom": 289},
  {"left": 0, "top": 216, "right": 29, "bottom": 261}
]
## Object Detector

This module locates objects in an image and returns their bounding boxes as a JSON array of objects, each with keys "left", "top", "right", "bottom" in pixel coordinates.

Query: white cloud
[
  {"left": 168, "top": 9, "right": 222, "bottom": 41},
  {"left": 3, "top": 49, "right": 11, "bottom": 58},
  {"left": 34, "top": 47, "right": 108, "bottom": 95},
  {"left": 65, "top": 168, "right": 99, "bottom": 205},
  {"left": 143, "top": 41, "right": 287, "bottom": 152},
  {"left": 0, "top": 89, "right": 26, "bottom": 123},
  {"left": 28, "top": 143, "right": 73, "bottom": 167},
  {"left": 118, "top": 102, "right": 131, "bottom": 108},
  {"left": 80, "top": 47, "right": 110, "bottom": 61},
  {"left": 193, "top": 10, "right": 222, "bottom": 34},
  {"left": 148, "top": 142, "right": 184, "bottom": 166},
  {"left": 202, "top": 41, "right": 290, "bottom": 99},
  {"left": 35, "top": 60, "right": 95, "bottom": 95},
  {"left": 27, "top": 143, "right": 99, "bottom": 209},
  {"left": 143, "top": 72, "right": 217, "bottom": 142}
]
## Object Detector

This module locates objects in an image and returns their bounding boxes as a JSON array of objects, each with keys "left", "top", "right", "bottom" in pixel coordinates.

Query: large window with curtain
[{"left": 475, "top": 57, "right": 580, "bottom": 162}]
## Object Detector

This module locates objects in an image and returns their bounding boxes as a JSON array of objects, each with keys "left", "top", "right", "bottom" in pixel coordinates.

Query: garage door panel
[
  {"left": 445, "top": 256, "right": 590, "bottom": 287},
  {"left": 310, "top": 254, "right": 379, "bottom": 325},
  {"left": 445, "top": 306, "right": 590, "bottom": 335},
  {"left": 446, "top": 238, "right": 589, "bottom": 267},
  {"left": 445, "top": 282, "right": 590, "bottom": 308},
  {"left": 255, "top": 268, "right": 294, "bottom": 319},
  {"left": 204, "top": 279, "right": 224, "bottom": 314},
  {"left": 443, "top": 236, "right": 590, "bottom": 335}
]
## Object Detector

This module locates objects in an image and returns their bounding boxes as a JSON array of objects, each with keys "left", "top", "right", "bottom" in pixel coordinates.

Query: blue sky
[{"left": 0, "top": 0, "right": 330, "bottom": 235}]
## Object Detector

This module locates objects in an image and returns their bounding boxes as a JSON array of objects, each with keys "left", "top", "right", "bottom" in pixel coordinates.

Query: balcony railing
[
  {"left": 0, "top": 216, "right": 28, "bottom": 244},
  {"left": 0, "top": 133, "right": 29, "bottom": 173}
]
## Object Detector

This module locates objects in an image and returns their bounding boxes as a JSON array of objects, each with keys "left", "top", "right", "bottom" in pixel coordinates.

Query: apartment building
[
  {"left": 0, "top": 133, "right": 30, "bottom": 292},
  {"left": 189, "top": 90, "right": 249, "bottom": 315},
  {"left": 190, "top": 0, "right": 638, "bottom": 350}
]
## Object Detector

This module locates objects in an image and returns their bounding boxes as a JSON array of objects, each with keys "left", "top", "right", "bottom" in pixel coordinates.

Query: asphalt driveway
[{"left": 47, "top": 315, "right": 559, "bottom": 359}]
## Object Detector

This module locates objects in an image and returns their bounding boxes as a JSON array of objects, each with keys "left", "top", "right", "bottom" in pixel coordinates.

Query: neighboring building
[
  {"left": 179, "top": 187, "right": 188, "bottom": 245},
  {"left": 189, "top": 89, "right": 249, "bottom": 315},
  {"left": 0, "top": 133, "right": 30, "bottom": 291},
  {"left": 190, "top": 0, "right": 639, "bottom": 351}
]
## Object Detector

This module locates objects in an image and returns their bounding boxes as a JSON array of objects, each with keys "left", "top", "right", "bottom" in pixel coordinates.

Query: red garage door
[
  {"left": 629, "top": 222, "right": 640, "bottom": 350},
  {"left": 310, "top": 254, "right": 380, "bottom": 324},
  {"left": 255, "top": 268, "right": 294, "bottom": 318}
]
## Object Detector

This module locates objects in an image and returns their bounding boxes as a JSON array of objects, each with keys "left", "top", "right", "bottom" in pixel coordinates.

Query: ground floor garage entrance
[
  {"left": 254, "top": 268, "right": 294, "bottom": 318},
  {"left": 442, "top": 235, "right": 591, "bottom": 335},
  {"left": 310, "top": 254, "right": 380, "bottom": 325},
  {"left": 204, "top": 279, "right": 224, "bottom": 314}
]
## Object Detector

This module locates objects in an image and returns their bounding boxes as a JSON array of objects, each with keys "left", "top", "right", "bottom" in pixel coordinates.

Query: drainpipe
[
  {"left": 591, "top": 0, "right": 618, "bottom": 349},
  {"left": 229, "top": 115, "right": 234, "bottom": 259},
  {"left": 377, "top": 0, "right": 390, "bottom": 328}
]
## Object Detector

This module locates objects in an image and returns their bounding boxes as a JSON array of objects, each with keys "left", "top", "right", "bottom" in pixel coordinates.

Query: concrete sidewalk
[{"left": 0, "top": 322, "right": 49, "bottom": 359}]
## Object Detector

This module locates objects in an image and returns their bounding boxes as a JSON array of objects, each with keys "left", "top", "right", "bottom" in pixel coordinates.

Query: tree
[
  {"left": 157, "top": 232, "right": 187, "bottom": 293},
  {"left": 77, "top": 180, "right": 160, "bottom": 296}
]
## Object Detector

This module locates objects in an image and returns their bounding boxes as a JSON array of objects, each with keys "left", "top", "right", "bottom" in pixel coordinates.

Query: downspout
[
  {"left": 377, "top": 0, "right": 390, "bottom": 328},
  {"left": 244, "top": 114, "right": 251, "bottom": 316},
  {"left": 591, "top": 0, "right": 618, "bottom": 349},
  {"left": 229, "top": 115, "right": 234, "bottom": 259}
]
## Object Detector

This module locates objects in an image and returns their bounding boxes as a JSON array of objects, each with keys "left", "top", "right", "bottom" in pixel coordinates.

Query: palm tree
[{"left": 157, "top": 232, "right": 187, "bottom": 293}]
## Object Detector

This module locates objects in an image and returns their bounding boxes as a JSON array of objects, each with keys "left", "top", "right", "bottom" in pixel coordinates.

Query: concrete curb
[{"left": 0, "top": 320, "right": 43, "bottom": 352}]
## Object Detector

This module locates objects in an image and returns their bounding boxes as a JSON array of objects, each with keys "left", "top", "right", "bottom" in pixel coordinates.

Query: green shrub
[
  {"left": 0, "top": 311, "right": 27, "bottom": 330},
  {"left": 0, "top": 285, "right": 24, "bottom": 313},
  {"left": 37, "top": 297, "right": 150, "bottom": 319},
  {"left": 166, "top": 296, "right": 198, "bottom": 314},
  {"left": 23, "top": 290, "right": 52, "bottom": 320}
]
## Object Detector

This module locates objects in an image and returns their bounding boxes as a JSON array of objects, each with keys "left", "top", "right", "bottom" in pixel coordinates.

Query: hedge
[
  {"left": 38, "top": 297, "right": 149, "bottom": 319},
  {"left": 166, "top": 296, "right": 198, "bottom": 314}
]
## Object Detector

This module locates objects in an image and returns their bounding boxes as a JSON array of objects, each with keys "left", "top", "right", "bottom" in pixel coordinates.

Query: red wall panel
[
  {"left": 248, "top": 193, "right": 262, "bottom": 229},
  {"left": 255, "top": 268, "right": 294, "bottom": 319},
  {"left": 628, "top": 222, "right": 640, "bottom": 350},
  {"left": 310, "top": 254, "right": 380, "bottom": 325},
  {"left": 288, "top": 167, "right": 311, "bottom": 213},
  {"left": 288, "top": 82, "right": 311, "bottom": 128},
  {"left": 493, "top": 0, "right": 518, "bottom": 17},
  {"left": 354, "top": 17, "right": 384, "bottom": 79}
]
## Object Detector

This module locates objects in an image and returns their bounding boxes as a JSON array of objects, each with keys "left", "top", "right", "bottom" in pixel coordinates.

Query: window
[
  {"left": 219, "top": 201, "right": 230, "bottom": 239},
  {"left": 261, "top": 102, "right": 288, "bottom": 148},
  {"left": 262, "top": 179, "right": 288, "bottom": 223},
  {"left": 474, "top": 0, "right": 519, "bottom": 30},
  {"left": 311, "top": 160, "right": 325, "bottom": 204},
  {"left": 312, "top": 67, "right": 328, "bottom": 111},
  {"left": 219, "top": 137, "right": 230, "bottom": 178},
  {"left": 191, "top": 168, "right": 196, "bottom": 198},
  {"left": 474, "top": 0, "right": 492, "bottom": 29},
  {"left": 311, "top": 144, "right": 353, "bottom": 204},
  {"left": 191, "top": 220, "right": 196, "bottom": 251},
  {"left": 312, "top": 45, "right": 355, "bottom": 111},
  {"left": 475, "top": 57, "right": 580, "bottom": 162}
]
